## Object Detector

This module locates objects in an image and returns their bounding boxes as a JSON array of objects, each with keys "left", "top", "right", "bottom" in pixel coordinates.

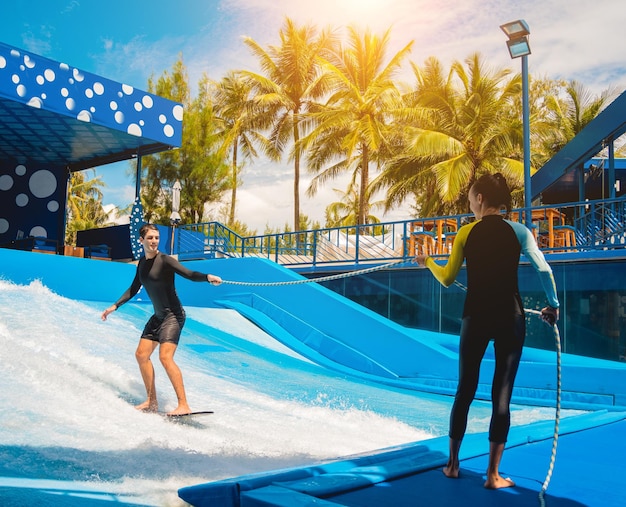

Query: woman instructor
[{"left": 415, "top": 173, "right": 559, "bottom": 489}]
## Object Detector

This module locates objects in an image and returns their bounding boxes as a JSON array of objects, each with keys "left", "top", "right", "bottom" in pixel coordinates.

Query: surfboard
[{"left": 164, "top": 410, "right": 214, "bottom": 419}]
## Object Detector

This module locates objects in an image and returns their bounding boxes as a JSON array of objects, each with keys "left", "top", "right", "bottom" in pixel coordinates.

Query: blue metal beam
[{"left": 531, "top": 90, "right": 626, "bottom": 200}]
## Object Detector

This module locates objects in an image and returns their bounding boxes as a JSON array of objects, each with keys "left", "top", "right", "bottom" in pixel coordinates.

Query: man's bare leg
[
  {"left": 443, "top": 438, "right": 461, "bottom": 478},
  {"left": 135, "top": 338, "right": 159, "bottom": 412},
  {"left": 485, "top": 441, "right": 515, "bottom": 489},
  {"left": 159, "top": 342, "right": 191, "bottom": 415}
]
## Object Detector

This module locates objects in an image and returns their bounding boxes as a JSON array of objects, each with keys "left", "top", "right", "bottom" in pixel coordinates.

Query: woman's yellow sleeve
[{"left": 424, "top": 223, "right": 473, "bottom": 287}]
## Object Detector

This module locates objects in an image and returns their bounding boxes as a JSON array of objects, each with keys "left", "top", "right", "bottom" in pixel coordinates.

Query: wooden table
[{"left": 531, "top": 208, "right": 565, "bottom": 249}]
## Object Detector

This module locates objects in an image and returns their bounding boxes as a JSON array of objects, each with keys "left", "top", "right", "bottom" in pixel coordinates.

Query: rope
[
  {"left": 220, "top": 258, "right": 407, "bottom": 287},
  {"left": 526, "top": 309, "right": 562, "bottom": 507}
]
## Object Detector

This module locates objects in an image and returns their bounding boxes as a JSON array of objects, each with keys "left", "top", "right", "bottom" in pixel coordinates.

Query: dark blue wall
[{"left": 0, "top": 161, "right": 66, "bottom": 244}]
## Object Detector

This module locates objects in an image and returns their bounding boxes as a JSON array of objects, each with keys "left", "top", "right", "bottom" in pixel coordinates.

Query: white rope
[
  {"left": 220, "top": 259, "right": 407, "bottom": 287},
  {"left": 526, "top": 309, "right": 562, "bottom": 507}
]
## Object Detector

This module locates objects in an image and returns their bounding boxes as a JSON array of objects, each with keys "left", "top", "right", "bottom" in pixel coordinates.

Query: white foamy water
[{"left": 0, "top": 280, "right": 563, "bottom": 506}]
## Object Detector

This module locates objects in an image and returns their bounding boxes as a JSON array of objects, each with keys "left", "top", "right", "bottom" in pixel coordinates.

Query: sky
[{"left": 2, "top": 0, "right": 625, "bottom": 231}]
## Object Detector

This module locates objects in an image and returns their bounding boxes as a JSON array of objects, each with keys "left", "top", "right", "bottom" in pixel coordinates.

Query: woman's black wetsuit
[
  {"left": 114, "top": 252, "right": 209, "bottom": 344},
  {"left": 424, "top": 215, "right": 559, "bottom": 443}
]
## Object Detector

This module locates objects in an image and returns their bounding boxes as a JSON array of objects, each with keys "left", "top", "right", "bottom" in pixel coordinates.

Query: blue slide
[{"left": 2, "top": 249, "right": 625, "bottom": 410}]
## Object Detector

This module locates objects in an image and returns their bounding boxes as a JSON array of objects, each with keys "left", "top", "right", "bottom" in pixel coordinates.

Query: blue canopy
[
  {"left": 0, "top": 41, "right": 182, "bottom": 170},
  {"left": 0, "top": 41, "right": 183, "bottom": 245}
]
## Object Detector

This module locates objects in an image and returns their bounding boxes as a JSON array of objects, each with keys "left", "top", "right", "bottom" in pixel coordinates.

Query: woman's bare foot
[
  {"left": 484, "top": 475, "right": 515, "bottom": 489},
  {"left": 135, "top": 400, "right": 158, "bottom": 412},
  {"left": 166, "top": 404, "right": 192, "bottom": 416},
  {"left": 443, "top": 463, "right": 459, "bottom": 478}
]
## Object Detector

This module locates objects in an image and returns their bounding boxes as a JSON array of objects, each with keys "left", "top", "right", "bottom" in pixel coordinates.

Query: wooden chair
[
  {"left": 411, "top": 231, "right": 437, "bottom": 256},
  {"left": 553, "top": 225, "right": 577, "bottom": 252},
  {"left": 443, "top": 232, "right": 457, "bottom": 255}
]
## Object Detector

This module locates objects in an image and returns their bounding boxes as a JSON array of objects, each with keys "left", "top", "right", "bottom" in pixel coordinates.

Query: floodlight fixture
[
  {"left": 501, "top": 19, "right": 532, "bottom": 225},
  {"left": 501, "top": 19, "right": 531, "bottom": 59},
  {"left": 500, "top": 19, "right": 530, "bottom": 39}
]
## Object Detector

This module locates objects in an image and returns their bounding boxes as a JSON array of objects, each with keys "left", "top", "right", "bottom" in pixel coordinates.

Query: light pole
[{"left": 500, "top": 19, "right": 532, "bottom": 227}]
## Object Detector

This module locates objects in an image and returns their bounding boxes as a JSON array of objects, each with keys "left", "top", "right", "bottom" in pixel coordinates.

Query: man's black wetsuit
[{"left": 114, "top": 252, "right": 208, "bottom": 344}]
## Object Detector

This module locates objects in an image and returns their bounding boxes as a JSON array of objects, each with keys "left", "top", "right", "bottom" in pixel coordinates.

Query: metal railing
[{"left": 176, "top": 196, "right": 626, "bottom": 266}]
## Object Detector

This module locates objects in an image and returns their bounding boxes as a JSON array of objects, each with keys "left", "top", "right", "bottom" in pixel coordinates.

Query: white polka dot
[
  {"left": 16, "top": 84, "right": 27, "bottom": 97},
  {"left": 30, "top": 226, "right": 48, "bottom": 238},
  {"left": 36, "top": 75, "right": 45, "bottom": 85},
  {"left": 15, "top": 165, "right": 26, "bottom": 176},
  {"left": 110, "top": 100, "right": 118, "bottom": 111},
  {"left": 127, "top": 123, "right": 142, "bottom": 136},
  {"left": 159, "top": 114, "right": 167, "bottom": 124},
  {"left": 24, "top": 55, "right": 35, "bottom": 69},
  {"left": 73, "top": 68, "right": 85, "bottom": 82},
  {"left": 16, "top": 194, "right": 29, "bottom": 207},
  {"left": 142, "top": 95, "right": 153, "bottom": 108},
  {"left": 29, "top": 170, "right": 57, "bottom": 198},
  {"left": 44, "top": 68, "right": 56, "bottom": 82},
  {"left": 0, "top": 175, "right": 14, "bottom": 190},
  {"left": 66, "top": 98, "right": 76, "bottom": 111},
  {"left": 122, "top": 84, "right": 134, "bottom": 95},
  {"left": 47, "top": 200, "right": 59, "bottom": 212},
  {"left": 61, "top": 87, "right": 69, "bottom": 97},
  {"left": 163, "top": 124, "right": 174, "bottom": 137},
  {"left": 0, "top": 219, "right": 9, "bottom": 234},
  {"left": 0, "top": 56, "right": 6, "bottom": 69},
  {"left": 134, "top": 102, "right": 142, "bottom": 112},
  {"left": 77, "top": 110, "right": 92, "bottom": 122},
  {"left": 173, "top": 104, "right": 183, "bottom": 121},
  {"left": 27, "top": 97, "right": 43, "bottom": 108},
  {"left": 85, "top": 88, "right": 94, "bottom": 98},
  {"left": 114, "top": 111, "right": 125, "bottom": 124},
  {"left": 93, "top": 82, "right": 105, "bottom": 95}
]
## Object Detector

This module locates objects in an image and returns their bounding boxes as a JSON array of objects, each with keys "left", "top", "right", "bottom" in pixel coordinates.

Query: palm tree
[
  {"left": 537, "top": 80, "right": 620, "bottom": 165},
  {"left": 213, "top": 71, "right": 272, "bottom": 225},
  {"left": 65, "top": 170, "right": 108, "bottom": 244},
  {"left": 380, "top": 53, "right": 523, "bottom": 216},
  {"left": 302, "top": 26, "right": 413, "bottom": 226},
  {"left": 242, "top": 17, "right": 339, "bottom": 230},
  {"left": 324, "top": 178, "right": 384, "bottom": 228},
  {"left": 143, "top": 57, "right": 230, "bottom": 223}
]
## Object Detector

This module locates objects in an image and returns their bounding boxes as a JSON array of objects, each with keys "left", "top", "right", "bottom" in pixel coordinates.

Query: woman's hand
[
  {"left": 207, "top": 274, "right": 222, "bottom": 286},
  {"left": 414, "top": 255, "right": 429, "bottom": 267},
  {"left": 540, "top": 306, "right": 559, "bottom": 326},
  {"left": 101, "top": 305, "right": 117, "bottom": 321}
]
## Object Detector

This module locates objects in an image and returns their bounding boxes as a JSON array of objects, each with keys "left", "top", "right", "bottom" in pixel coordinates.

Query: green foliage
[
  {"left": 65, "top": 170, "right": 109, "bottom": 244},
  {"left": 142, "top": 57, "right": 230, "bottom": 225}
]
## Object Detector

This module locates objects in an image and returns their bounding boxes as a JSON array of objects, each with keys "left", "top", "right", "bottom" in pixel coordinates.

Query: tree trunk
[
  {"left": 293, "top": 116, "right": 301, "bottom": 231},
  {"left": 358, "top": 144, "right": 369, "bottom": 225},
  {"left": 229, "top": 139, "right": 238, "bottom": 225}
]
